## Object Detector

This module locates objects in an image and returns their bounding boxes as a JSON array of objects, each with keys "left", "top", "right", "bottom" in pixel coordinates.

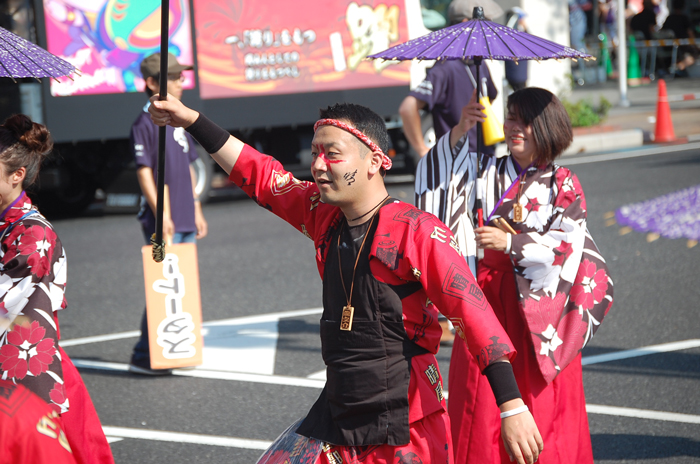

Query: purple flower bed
[{"left": 616, "top": 185, "right": 700, "bottom": 241}]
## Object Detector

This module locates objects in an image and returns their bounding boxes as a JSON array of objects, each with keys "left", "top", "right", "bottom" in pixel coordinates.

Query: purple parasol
[
  {"left": 0, "top": 26, "right": 78, "bottom": 80},
  {"left": 369, "top": 6, "right": 593, "bottom": 228},
  {"left": 368, "top": 11, "right": 593, "bottom": 62}
]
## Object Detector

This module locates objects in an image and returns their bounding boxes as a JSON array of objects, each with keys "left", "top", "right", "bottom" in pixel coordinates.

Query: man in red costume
[{"left": 148, "top": 96, "right": 543, "bottom": 464}]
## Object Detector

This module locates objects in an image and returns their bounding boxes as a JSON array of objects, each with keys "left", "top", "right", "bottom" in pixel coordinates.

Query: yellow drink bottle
[{"left": 479, "top": 96, "right": 505, "bottom": 146}]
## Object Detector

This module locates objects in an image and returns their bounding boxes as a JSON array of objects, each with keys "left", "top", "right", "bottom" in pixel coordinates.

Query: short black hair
[
  {"left": 507, "top": 87, "right": 573, "bottom": 164},
  {"left": 318, "top": 103, "right": 390, "bottom": 156}
]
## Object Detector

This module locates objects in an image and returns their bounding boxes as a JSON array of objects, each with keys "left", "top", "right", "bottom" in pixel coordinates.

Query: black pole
[
  {"left": 474, "top": 56, "right": 484, "bottom": 228},
  {"left": 153, "top": 0, "right": 170, "bottom": 262},
  {"left": 473, "top": 6, "right": 484, "bottom": 229}
]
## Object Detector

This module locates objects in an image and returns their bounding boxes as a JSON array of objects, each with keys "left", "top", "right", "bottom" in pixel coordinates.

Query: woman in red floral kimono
[
  {"left": 0, "top": 115, "right": 114, "bottom": 464},
  {"left": 416, "top": 88, "right": 614, "bottom": 464}
]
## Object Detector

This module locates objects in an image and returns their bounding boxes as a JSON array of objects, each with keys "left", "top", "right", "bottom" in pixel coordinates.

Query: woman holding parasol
[
  {"left": 369, "top": 8, "right": 610, "bottom": 461},
  {"left": 426, "top": 88, "right": 614, "bottom": 463}
]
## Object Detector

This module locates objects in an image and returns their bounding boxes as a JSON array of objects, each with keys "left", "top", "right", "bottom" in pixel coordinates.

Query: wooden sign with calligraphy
[{"left": 142, "top": 243, "right": 203, "bottom": 369}]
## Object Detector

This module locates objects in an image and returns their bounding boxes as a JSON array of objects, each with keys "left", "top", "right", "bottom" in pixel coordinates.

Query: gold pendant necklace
[
  {"left": 513, "top": 204, "right": 523, "bottom": 223},
  {"left": 513, "top": 167, "right": 530, "bottom": 223},
  {"left": 337, "top": 212, "right": 379, "bottom": 331}
]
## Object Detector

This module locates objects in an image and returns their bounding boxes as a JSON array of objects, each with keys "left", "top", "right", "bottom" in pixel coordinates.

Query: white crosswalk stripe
[{"left": 65, "top": 309, "right": 700, "bottom": 449}]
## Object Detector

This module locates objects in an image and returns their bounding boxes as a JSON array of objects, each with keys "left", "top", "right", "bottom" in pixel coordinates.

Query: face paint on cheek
[
  {"left": 343, "top": 169, "right": 358, "bottom": 186},
  {"left": 317, "top": 150, "right": 346, "bottom": 174}
]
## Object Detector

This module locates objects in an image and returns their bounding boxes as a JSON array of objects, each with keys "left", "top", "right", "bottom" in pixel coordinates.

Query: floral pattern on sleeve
[
  {"left": 0, "top": 192, "right": 68, "bottom": 413},
  {"left": 495, "top": 166, "right": 613, "bottom": 384}
]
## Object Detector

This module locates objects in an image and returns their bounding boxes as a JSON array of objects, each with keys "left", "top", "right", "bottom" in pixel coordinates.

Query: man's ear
[
  {"left": 145, "top": 76, "right": 160, "bottom": 94},
  {"left": 367, "top": 151, "right": 384, "bottom": 175}
]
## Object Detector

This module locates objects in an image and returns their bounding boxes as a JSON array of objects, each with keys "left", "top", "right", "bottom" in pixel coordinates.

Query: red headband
[{"left": 313, "top": 118, "right": 392, "bottom": 170}]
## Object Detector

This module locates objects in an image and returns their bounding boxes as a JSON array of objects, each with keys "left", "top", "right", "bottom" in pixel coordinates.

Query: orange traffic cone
[{"left": 655, "top": 79, "right": 675, "bottom": 142}]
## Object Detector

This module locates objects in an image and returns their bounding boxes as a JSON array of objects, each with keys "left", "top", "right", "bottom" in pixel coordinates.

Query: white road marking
[
  {"left": 171, "top": 367, "right": 325, "bottom": 388},
  {"left": 199, "top": 321, "right": 278, "bottom": 375},
  {"left": 203, "top": 308, "right": 323, "bottom": 327},
  {"left": 60, "top": 307, "right": 323, "bottom": 347},
  {"left": 70, "top": 313, "right": 700, "bottom": 450},
  {"left": 102, "top": 426, "right": 272, "bottom": 450},
  {"left": 581, "top": 339, "right": 700, "bottom": 365},
  {"left": 103, "top": 404, "right": 699, "bottom": 451},
  {"left": 560, "top": 142, "right": 700, "bottom": 166},
  {"left": 71, "top": 358, "right": 326, "bottom": 388},
  {"left": 586, "top": 404, "right": 700, "bottom": 424},
  {"left": 74, "top": 336, "right": 700, "bottom": 380},
  {"left": 71, "top": 359, "right": 130, "bottom": 372},
  {"left": 65, "top": 307, "right": 323, "bottom": 375},
  {"left": 60, "top": 331, "right": 141, "bottom": 347},
  {"left": 75, "top": 334, "right": 700, "bottom": 428},
  {"left": 440, "top": 391, "right": 700, "bottom": 425},
  {"left": 307, "top": 369, "right": 326, "bottom": 380}
]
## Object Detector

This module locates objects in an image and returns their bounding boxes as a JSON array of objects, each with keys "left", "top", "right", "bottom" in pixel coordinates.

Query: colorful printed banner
[
  {"left": 192, "top": 0, "right": 411, "bottom": 99},
  {"left": 142, "top": 243, "right": 203, "bottom": 369},
  {"left": 43, "top": 0, "right": 194, "bottom": 96}
]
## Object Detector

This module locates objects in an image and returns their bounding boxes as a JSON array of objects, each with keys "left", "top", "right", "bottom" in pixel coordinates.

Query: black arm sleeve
[
  {"left": 483, "top": 361, "right": 522, "bottom": 406},
  {"left": 185, "top": 113, "right": 230, "bottom": 154}
]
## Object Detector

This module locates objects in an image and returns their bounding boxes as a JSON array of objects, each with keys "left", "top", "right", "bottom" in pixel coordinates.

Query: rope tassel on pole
[{"left": 152, "top": 0, "right": 170, "bottom": 263}]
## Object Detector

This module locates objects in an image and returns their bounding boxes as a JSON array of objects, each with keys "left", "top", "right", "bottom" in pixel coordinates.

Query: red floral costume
[
  {"left": 232, "top": 145, "right": 517, "bottom": 464},
  {"left": 0, "top": 192, "right": 114, "bottom": 464},
  {"left": 417, "top": 139, "right": 614, "bottom": 464}
]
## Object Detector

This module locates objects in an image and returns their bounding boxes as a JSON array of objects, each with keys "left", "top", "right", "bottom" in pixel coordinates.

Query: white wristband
[{"left": 500, "top": 405, "right": 529, "bottom": 419}]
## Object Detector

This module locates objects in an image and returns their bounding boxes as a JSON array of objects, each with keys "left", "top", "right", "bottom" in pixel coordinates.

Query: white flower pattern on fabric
[
  {"left": 0, "top": 274, "right": 12, "bottom": 294},
  {"left": 47, "top": 254, "right": 67, "bottom": 311},
  {"left": 539, "top": 324, "right": 563, "bottom": 356},
  {"left": 35, "top": 238, "right": 51, "bottom": 257},
  {"left": 517, "top": 181, "right": 553, "bottom": 232},
  {"left": 520, "top": 236, "right": 560, "bottom": 295},
  {"left": 547, "top": 215, "right": 585, "bottom": 284},
  {"left": 560, "top": 175, "right": 576, "bottom": 193},
  {"left": 0, "top": 275, "right": 31, "bottom": 334},
  {"left": 3, "top": 276, "right": 34, "bottom": 318}
]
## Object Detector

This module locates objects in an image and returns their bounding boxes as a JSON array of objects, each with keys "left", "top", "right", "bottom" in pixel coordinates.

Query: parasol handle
[
  {"left": 153, "top": 0, "right": 170, "bottom": 263},
  {"left": 474, "top": 56, "right": 484, "bottom": 231}
]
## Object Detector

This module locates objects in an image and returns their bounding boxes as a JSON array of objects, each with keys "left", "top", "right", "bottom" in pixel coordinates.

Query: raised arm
[
  {"left": 148, "top": 94, "right": 328, "bottom": 240},
  {"left": 449, "top": 89, "right": 485, "bottom": 149},
  {"left": 148, "top": 94, "right": 244, "bottom": 174}
]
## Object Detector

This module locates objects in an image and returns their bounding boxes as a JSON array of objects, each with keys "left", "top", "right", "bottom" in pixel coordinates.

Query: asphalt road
[{"left": 52, "top": 145, "right": 700, "bottom": 463}]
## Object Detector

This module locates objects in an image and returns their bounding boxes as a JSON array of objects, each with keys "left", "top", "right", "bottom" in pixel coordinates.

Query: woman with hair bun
[{"left": 0, "top": 114, "right": 114, "bottom": 464}]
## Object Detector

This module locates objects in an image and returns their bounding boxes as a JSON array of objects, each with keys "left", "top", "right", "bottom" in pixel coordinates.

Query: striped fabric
[{"left": 414, "top": 133, "right": 518, "bottom": 276}]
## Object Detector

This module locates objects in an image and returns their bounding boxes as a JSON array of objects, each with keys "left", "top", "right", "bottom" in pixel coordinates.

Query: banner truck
[{"left": 0, "top": 0, "right": 437, "bottom": 216}]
